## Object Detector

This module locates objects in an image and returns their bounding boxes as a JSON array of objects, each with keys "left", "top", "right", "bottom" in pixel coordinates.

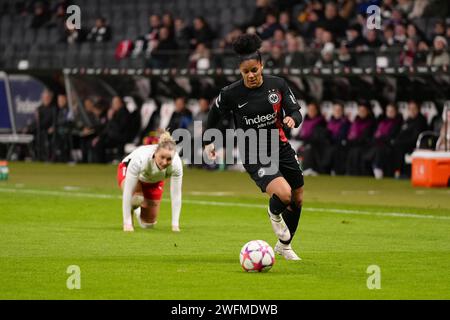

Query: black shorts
[{"left": 243, "top": 142, "right": 304, "bottom": 193}]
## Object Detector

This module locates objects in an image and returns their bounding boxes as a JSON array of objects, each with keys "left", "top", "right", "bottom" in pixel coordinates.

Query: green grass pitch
[{"left": 0, "top": 162, "right": 449, "bottom": 299}]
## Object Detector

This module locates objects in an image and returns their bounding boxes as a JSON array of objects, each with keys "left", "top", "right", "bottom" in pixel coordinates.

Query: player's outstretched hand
[
  {"left": 283, "top": 116, "right": 295, "bottom": 129},
  {"left": 123, "top": 224, "right": 134, "bottom": 232},
  {"left": 205, "top": 143, "right": 216, "bottom": 160}
]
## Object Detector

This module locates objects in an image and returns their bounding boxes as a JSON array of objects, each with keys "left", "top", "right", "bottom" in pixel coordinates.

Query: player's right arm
[
  {"left": 204, "top": 90, "right": 230, "bottom": 159},
  {"left": 122, "top": 158, "right": 141, "bottom": 231}
]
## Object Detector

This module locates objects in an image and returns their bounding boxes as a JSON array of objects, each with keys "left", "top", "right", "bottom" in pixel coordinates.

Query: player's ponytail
[
  {"left": 157, "top": 130, "right": 176, "bottom": 152},
  {"left": 232, "top": 33, "right": 262, "bottom": 64}
]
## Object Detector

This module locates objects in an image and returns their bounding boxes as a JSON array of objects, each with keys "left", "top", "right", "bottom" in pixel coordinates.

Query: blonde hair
[{"left": 156, "top": 131, "right": 176, "bottom": 151}]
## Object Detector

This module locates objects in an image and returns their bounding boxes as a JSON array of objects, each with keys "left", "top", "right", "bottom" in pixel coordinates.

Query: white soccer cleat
[
  {"left": 268, "top": 208, "right": 291, "bottom": 242},
  {"left": 274, "top": 240, "right": 301, "bottom": 261},
  {"left": 172, "top": 225, "right": 180, "bottom": 232},
  {"left": 123, "top": 223, "right": 134, "bottom": 232}
]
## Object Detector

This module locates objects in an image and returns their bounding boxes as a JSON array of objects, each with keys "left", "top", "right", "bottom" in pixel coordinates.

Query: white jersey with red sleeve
[{"left": 122, "top": 145, "right": 183, "bottom": 227}]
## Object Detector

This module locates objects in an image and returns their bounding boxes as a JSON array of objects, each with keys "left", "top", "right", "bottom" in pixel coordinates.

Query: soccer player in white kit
[{"left": 117, "top": 131, "right": 183, "bottom": 232}]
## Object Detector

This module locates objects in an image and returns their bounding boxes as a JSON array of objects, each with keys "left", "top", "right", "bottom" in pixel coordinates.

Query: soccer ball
[{"left": 239, "top": 240, "right": 275, "bottom": 272}]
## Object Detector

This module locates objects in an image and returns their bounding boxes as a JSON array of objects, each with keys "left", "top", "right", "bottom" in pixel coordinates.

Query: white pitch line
[{"left": 0, "top": 187, "right": 449, "bottom": 221}]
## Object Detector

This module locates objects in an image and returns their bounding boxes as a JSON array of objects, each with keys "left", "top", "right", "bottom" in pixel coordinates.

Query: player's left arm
[
  {"left": 281, "top": 79, "right": 303, "bottom": 128},
  {"left": 169, "top": 155, "right": 183, "bottom": 231}
]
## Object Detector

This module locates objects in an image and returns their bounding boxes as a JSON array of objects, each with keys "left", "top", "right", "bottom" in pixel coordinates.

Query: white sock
[{"left": 373, "top": 168, "right": 383, "bottom": 179}]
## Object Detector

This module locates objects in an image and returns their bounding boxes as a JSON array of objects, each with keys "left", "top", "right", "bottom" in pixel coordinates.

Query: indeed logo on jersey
[{"left": 243, "top": 112, "right": 278, "bottom": 128}]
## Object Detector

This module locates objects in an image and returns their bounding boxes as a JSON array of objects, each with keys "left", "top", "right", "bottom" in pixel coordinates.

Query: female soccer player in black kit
[{"left": 205, "top": 34, "right": 304, "bottom": 260}]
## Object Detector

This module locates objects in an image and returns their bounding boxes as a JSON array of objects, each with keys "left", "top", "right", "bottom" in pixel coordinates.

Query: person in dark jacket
[
  {"left": 296, "top": 101, "right": 326, "bottom": 174},
  {"left": 150, "top": 27, "right": 178, "bottom": 68},
  {"left": 392, "top": 100, "right": 428, "bottom": 178},
  {"left": 363, "top": 103, "right": 403, "bottom": 178},
  {"left": 24, "top": 89, "right": 57, "bottom": 161},
  {"left": 345, "top": 102, "right": 376, "bottom": 176},
  {"left": 320, "top": 101, "right": 350, "bottom": 174},
  {"left": 52, "top": 94, "right": 74, "bottom": 162},
  {"left": 167, "top": 96, "right": 193, "bottom": 132},
  {"left": 91, "top": 96, "right": 131, "bottom": 163}
]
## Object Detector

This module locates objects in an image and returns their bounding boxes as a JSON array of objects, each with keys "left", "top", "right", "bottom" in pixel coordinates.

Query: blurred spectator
[
  {"left": 344, "top": 23, "right": 365, "bottom": 52},
  {"left": 265, "top": 45, "right": 285, "bottom": 68},
  {"left": 79, "top": 98, "right": 106, "bottom": 163},
  {"left": 23, "top": 89, "right": 57, "bottom": 161},
  {"left": 191, "top": 97, "right": 210, "bottom": 133},
  {"left": 296, "top": 1, "right": 323, "bottom": 39},
  {"left": 259, "top": 39, "right": 273, "bottom": 61},
  {"left": 345, "top": 102, "right": 376, "bottom": 175},
  {"left": 279, "top": 11, "right": 295, "bottom": 33},
  {"left": 310, "top": 26, "right": 326, "bottom": 50},
  {"left": 174, "top": 18, "right": 191, "bottom": 50},
  {"left": 52, "top": 94, "right": 74, "bottom": 162},
  {"left": 427, "top": 36, "right": 450, "bottom": 66},
  {"left": 406, "top": 23, "right": 424, "bottom": 44},
  {"left": 320, "top": 102, "right": 350, "bottom": 174},
  {"left": 392, "top": 100, "right": 428, "bottom": 178},
  {"left": 168, "top": 97, "right": 193, "bottom": 132},
  {"left": 189, "top": 43, "right": 211, "bottom": 70},
  {"left": 399, "top": 38, "right": 417, "bottom": 67},
  {"left": 379, "top": 0, "right": 395, "bottom": 19},
  {"left": 364, "top": 103, "right": 403, "bottom": 179},
  {"left": 337, "top": 42, "right": 355, "bottom": 67},
  {"left": 271, "top": 29, "right": 287, "bottom": 50},
  {"left": 190, "top": 17, "right": 215, "bottom": 49},
  {"left": 30, "top": 1, "right": 51, "bottom": 29},
  {"left": 257, "top": 11, "right": 281, "bottom": 40},
  {"left": 429, "top": 20, "right": 446, "bottom": 42},
  {"left": 364, "top": 29, "right": 383, "bottom": 50},
  {"left": 394, "top": 23, "right": 407, "bottom": 45},
  {"left": 415, "top": 40, "right": 430, "bottom": 66},
  {"left": 315, "top": 42, "right": 340, "bottom": 68},
  {"left": 283, "top": 33, "right": 305, "bottom": 68},
  {"left": 150, "top": 27, "right": 178, "bottom": 68},
  {"left": 46, "top": 0, "right": 68, "bottom": 29},
  {"left": 396, "top": 0, "right": 413, "bottom": 16},
  {"left": 131, "top": 14, "right": 161, "bottom": 58},
  {"left": 91, "top": 96, "right": 131, "bottom": 163},
  {"left": 86, "top": 17, "right": 111, "bottom": 43},
  {"left": 381, "top": 24, "right": 401, "bottom": 50},
  {"left": 318, "top": 2, "right": 348, "bottom": 39},
  {"left": 161, "top": 13, "right": 175, "bottom": 40},
  {"left": 296, "top": 101, "right": 327, "bottom": 174},
  {"left": 243, "top": 0, "right": 275, "bottom": 30}
]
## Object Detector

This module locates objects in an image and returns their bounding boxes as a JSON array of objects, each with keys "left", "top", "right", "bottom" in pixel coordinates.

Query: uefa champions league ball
[{"left": 239, "top": 240, "right": 275, "bottom": 272}]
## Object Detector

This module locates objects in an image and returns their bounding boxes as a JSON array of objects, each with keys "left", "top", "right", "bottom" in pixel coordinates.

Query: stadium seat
[
  {"left": 356, "top": 53, "right": 376, "bottom": 68},
  {"left": 64, "top": 49, "right": 79, "bottom": 68}
]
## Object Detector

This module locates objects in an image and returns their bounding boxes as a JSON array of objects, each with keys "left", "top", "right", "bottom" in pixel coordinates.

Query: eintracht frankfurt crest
[{"left": 268, "top": 89, "right": 280, "bottom": 105}]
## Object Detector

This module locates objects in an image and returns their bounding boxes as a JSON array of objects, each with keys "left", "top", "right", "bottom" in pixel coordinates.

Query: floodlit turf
[{"left": 0, "top": 162, "right": 449, "bottom": 299}]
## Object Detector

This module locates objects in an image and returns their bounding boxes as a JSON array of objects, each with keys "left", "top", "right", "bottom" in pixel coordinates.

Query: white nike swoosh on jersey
[{"left": 238, "top": 102, "right": 249, "bottom": 109}]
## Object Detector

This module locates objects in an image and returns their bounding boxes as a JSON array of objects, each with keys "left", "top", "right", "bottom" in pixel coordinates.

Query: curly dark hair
[{"left": 232, "top": 33, "right": 262, "bottom": 56}]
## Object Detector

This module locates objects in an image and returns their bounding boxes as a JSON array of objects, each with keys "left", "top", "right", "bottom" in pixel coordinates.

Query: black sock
[
  {"left": 269, "top": 194, "right": 288, "bottom": 215},
  {"left": 280, "top": 201, "right": 302, "bottom": 245}
]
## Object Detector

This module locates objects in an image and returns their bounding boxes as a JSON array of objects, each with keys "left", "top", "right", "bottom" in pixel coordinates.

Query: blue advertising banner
[
  {"left": 0, "top": 77, "right": 12, "bottom": 132},
  {"left": 8, "top": 75, "right": 47, "bottom": 131}
]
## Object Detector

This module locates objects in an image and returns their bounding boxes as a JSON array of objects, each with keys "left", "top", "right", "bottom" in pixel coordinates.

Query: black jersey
[{"left": 205, "top": 75, "right": 303, "bottom": 163}]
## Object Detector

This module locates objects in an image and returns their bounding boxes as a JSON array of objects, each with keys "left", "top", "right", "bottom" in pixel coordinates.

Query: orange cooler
[{"left": 411, "top": 151, "right": 450, "bottom": 187}]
